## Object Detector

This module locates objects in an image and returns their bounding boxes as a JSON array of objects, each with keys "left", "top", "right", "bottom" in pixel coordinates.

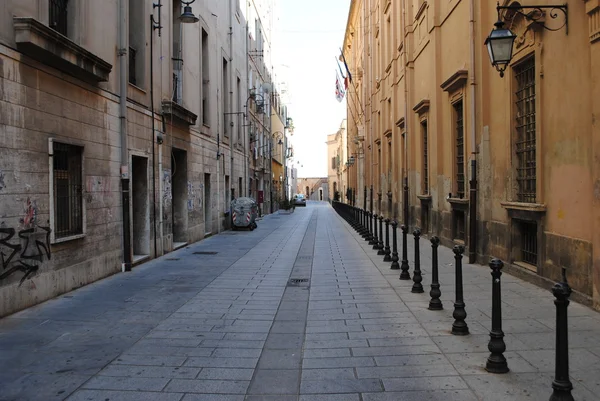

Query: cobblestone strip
[{"left": 246, "top": 210, "right": 318, "bottom": 400}]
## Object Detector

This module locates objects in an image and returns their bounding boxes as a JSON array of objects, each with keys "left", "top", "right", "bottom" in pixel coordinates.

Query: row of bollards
[{"left": 332, "top": 201, "right": 574, "bottom": 401}]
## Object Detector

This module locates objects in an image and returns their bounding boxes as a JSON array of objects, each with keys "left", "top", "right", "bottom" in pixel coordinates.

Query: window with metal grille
[
  {"left": 514, "top": 57, "right": 536, "bottom": 203},
  {"left": 128, "top": 47, "right": 137, "bottom": 86},
  {"left": 454, "top": 100, "right": 465, "bottom": 198},
  {"left": 421, "top": 120, "right": 429, "bottom": 195},
  {"left": 454, "top": 210, "right": 465, "bottom": 241},
  {"left": 518, "top": 220, "right": 538, "bottom": 265},
  {"left": 49, "top": 0, "right": 68, "bottom": 36},
  {"left": 53, "top": 142, "right": 83, "bottom": 239}
]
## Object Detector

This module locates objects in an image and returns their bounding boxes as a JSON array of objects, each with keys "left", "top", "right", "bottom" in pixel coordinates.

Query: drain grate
[
  {"left": 166, "top": 258, "right": 180, "bottom": 261},
  {"left": 193, "top": 251, "right": 218, "bottom": 255},
  {"left": 290, "top": 278, "right": 308, "bottom": 283}
]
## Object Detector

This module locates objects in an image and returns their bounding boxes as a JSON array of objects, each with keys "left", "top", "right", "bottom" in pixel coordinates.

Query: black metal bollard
[
  {"left": 399, "top": 224, "right": 411, "bottom": 280},
  {"left": 361, "top": 210, "right": 368, "bottom": 238},
  {"left": 486, "top": 258, "right": 509, "bottom": 373},
  {"left": 411, "top": 228, "right": 424, "bottom": 293},
  {"left": 372, "top": 214, "right": 379, "bottom": 248},
  {"left": 383, "top": 218, "right": 391, "bottom": 262},
  {"left": 428, "top": 236, "right": 443, "bottom": 310},
  {"left": 368, "top": 213, "right": 376, "bottom": 245},
  {"left": 377, "top": 215, "right": 385, "bottom": 254},
  {"left": 451, "top": 245, "right": 469, "bottom": 335},
  {"left": 549, "top": 268, "right": 574, "bottom": 401},
  {"left": 390, "top": 220, "right": 399, "bottom": 269}
]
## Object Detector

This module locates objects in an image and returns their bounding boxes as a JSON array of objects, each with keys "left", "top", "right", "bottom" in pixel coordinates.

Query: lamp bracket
[{"left": 497, "top": 3, "right": 568, "bottom": 34}]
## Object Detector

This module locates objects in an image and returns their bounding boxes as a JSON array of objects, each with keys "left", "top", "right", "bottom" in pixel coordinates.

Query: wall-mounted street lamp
[
  {"left": 179, "top": 0, "right": 199, "bottom": 23},
  {"left": 485, "top": 2, "right": 568, "bottom": 77}
]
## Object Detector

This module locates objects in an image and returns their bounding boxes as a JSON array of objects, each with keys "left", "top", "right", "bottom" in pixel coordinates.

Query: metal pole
[
  {"left": 452, "top": 245, "right": 469, "bottom": 335},
  {"left": 428, "top": 236, "right": 443, "bottom": 310},
  {"left": 411, "top": 228, "right": 424, "bottom": 293},
  {"left": 549, "top": 268, "right": 574, "bottom": 401},
  {"left": 390, "top": 220, "right": 399, "bottom": 269},
  {"left": 486, "top": 258, "right": 509, "bottom": 373},
  {"left": 377, "top": 215, "right": 385, "bottom": 254},
  {"left": 370, "top": 213, "right": 378, "bottom": 246},
  {"left": 383, "top": 218, "right": 391, "bottom": 262},
  {"left": 400, "top": 224, "right": 411, "bottom": 280}
]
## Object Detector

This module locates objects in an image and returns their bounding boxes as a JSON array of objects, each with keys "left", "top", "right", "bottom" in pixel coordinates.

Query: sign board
[{"left": 257, "top": 190, "right": 264, "bottom": 203}]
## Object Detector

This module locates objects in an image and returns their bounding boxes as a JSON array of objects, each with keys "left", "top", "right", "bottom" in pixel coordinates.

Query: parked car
[{"left": 293, "top": 194, "right": 306, "bottom": 206}]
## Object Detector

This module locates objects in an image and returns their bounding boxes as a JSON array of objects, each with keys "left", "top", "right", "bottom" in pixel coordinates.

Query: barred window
[
  {"left": 53, "top": 142, "right": 83, "bottom": 239},
  {"left": 421, "top": 120, "right": 429, "bottom": 195},
  {"left": 454, "top": 100, "right": 465, "bottom": 198},
  {"left": 514, "top": 57, "right": 536, "bottom": 203}
]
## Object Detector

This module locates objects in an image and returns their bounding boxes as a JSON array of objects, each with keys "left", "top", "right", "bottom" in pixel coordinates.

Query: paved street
[{"left": 1, "top": 201, "right": 600, "bottom": 401}]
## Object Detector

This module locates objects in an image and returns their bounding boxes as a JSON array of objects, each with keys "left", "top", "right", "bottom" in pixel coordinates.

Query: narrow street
[{"left": 1, "top": 202, "right": 599, "bottom": 401}]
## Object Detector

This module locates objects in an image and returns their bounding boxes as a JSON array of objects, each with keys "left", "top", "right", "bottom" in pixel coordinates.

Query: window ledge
[
  {"left": 501, "top": 201, "right": 546, "bottom": 213},
  {"left": 13, "top": 17, "right": 112, "bottom": 83},
  {"left": 161, "top": 100, "right": 198, "bottom": 126},
  {"left": 514, "top": 260, "right": 537, "bottom": 272},
  {"left": 417, "top": 194, "right": 431, "bottom": 201},
  {"left": 128, "top": 83, "right": 147, "bottom": 94},
  {"left": 51, "top": 233, "right": 85, "bottom": 245},
  {"left": 448, "top": 197, "right": 469, "bottom": 205}
]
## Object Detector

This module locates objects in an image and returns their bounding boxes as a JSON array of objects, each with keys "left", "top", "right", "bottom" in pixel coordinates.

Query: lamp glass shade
[
  {"left": 485, "top": 24, "right": 517, "bottom": 68},
  {"left": 180, "top": 6, "right": 199, "bottom": 23}
]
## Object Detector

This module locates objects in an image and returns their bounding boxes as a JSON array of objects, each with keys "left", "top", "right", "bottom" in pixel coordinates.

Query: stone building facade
[
  {"left": 342, "top": 0, "right": 600, "bottom": 310},
  {"left": 0, "top": 0, "right": 272, "bottom": 317},
  {"left": 327, "top": 119, "right": 349, "bottom": 203}
]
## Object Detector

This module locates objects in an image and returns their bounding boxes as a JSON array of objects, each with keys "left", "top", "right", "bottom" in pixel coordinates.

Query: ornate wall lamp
[{"left": 485, "top": 2, "right": 568, "bottom": 77}]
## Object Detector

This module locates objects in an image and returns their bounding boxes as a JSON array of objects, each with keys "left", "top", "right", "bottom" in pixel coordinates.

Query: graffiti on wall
[
  {"left": 187, "top": 181, "right": 196, "bottom": 211},
  {"left": 163, "top": 169, "right": 172, "bottom": 202},
  {"left": 0, "top": 197, "right": 52, "bottom": 285}
]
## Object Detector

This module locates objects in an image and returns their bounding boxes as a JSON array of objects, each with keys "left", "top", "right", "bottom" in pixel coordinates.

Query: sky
[{"left": 273, "top": 0, "right": 350, "bottom": 178}]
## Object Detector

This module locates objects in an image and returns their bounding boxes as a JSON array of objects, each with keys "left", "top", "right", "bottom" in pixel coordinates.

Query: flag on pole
[
  {"left": 335, "top": 56, "right": 348, "bottom": 90},
  {"left": 335, "top": 70, "right": 345, "bottom": 102},
  {"left": 339, "top": 48, "right": 352, "bottom": 84}
]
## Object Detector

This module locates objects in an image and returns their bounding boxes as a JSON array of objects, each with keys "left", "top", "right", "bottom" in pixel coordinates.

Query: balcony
[
  {"left": 161, "top": 100, "right": 198, "bottom": 126},
  {"left": 13, "top": 17, "right": 112, "bottom": 83}
]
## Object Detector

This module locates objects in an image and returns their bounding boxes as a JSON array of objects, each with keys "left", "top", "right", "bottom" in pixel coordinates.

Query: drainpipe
[
  {"left": 402, "top": 0, "right": 409, "bottom": 228},
  {"left": 468, "top": 0, "right": 478, "bottom": 263},
  {"left": 119, "top": 0, "right": 132, "bottom": 272},
  {"left": 229, "top": 0, "right": 235, "bottom": 206}
]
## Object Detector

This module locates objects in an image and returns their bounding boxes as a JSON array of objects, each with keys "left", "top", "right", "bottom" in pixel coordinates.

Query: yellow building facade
[{"left": 343, "top": 0, "right": 600, "bottom": 310}]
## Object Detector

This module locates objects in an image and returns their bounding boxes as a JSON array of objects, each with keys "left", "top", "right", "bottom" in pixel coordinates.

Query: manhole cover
[{"left": 193, "top": 251, "right": 218, "bottom": 255}]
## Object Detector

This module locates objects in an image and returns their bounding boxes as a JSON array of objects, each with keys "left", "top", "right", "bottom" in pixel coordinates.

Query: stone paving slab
[{"left": 0, "top": 201, "right": 599, "bottom": 400}]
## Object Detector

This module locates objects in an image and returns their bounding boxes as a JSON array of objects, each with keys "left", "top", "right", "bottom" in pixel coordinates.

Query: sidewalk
[{"left": 0, "top": 201, "right": 598, "bottom": 400}]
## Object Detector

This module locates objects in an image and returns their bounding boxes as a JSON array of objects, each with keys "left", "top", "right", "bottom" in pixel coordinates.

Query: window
[
  {"left": 222, "top": 58, "right": 229, "bottom": 137},
  {"left": 331, "top": 157, "right": 336, "bottom": 170},
  {"left": 49, "top": 0, "right": 68, "bottom": 36},
  {"left": 52, "top": 142, "right": 83, "bottom": 240},
  {"left": 201, "top": 29, "right": 210, "bottom": 126},
  {"left": 453, "top": 210, "right": 465, "bottom": 241},
  {"left": 518, "top": 220, "right": 538, "bottom": 266},
  {"left": 454, "top": 100, "right": 465, "bottom": 198},
  {"left": 172, "top": 0, "right": 183, "bottom": 104},
  {"left": 514, "top": 57, "right": 536, "bottom": 203},
  {"left": 421, "top": 120, "right": 429, "bottom": 195},
  {"left": 237, "top": 77, "right": 242, "bottom": 143},
  {"left": 129, "top": 0, "right": 145, "bottom": 87}
]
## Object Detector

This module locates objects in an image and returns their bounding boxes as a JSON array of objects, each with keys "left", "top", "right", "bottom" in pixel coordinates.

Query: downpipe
[
  {"left": 468, "top": 0, "right": 477, "bottom": 263},
  {"left": 119, "top": 0, "right": 132, "bottom": 271}
]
